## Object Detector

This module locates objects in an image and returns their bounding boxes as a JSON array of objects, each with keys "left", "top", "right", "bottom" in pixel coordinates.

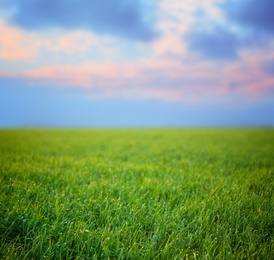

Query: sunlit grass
[{"left": 0, "top": 129, "right": 273, "bottom": 259}]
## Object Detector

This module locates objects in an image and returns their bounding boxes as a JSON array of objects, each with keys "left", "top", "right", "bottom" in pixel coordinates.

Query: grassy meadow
[{"left": 0, "top": 129, "right": 273, "bottom": 259}]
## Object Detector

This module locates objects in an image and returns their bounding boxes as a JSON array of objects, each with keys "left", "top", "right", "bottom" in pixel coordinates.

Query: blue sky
[{"left": 0, "top": 0, "right": 274, "bottom": 127}]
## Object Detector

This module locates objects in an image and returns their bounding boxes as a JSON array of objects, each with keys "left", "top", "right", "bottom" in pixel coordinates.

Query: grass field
[{"left": 0, "top": 129, "right": 273, "bottom": 259}]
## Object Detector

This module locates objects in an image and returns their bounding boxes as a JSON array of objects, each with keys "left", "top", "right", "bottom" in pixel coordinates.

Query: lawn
[{"left": 0, "top": 129, "right": 273, "bottom": 259}]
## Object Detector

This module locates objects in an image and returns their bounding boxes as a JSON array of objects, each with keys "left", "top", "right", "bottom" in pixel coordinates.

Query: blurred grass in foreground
[{"left": 0, "top": 129, "right": 273, "bottom": 259}]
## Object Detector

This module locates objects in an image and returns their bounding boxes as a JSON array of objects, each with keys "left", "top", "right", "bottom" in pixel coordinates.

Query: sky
[{"left": 0, "top": 0, "right": 274, "bottom": 127}]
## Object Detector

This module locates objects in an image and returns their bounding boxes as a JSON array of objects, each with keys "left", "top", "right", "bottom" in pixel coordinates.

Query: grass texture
[{"left": 0, "top": 129, "right": 273, "bottom": 259}]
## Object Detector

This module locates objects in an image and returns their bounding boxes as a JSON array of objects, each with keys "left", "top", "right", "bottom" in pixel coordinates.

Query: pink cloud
[
  {"left": 0, "top": 20, "right": 98, "bottom": 61},
  {"left": 24, "top": 63, "right": 139, "bottom": 87},
  {"left": 221, "top": 49, "right": 274, "bottom": 97},
  {"left": 11, "top": 63, "right": 213, "bottom": 102},
  {"left": 1, "top": 42, "right": 273, "bottom": 103},
  {"left": 45, "top": 32, "right": 98, "bottom": 54},
  {"left": 1, "top": 0, "right": 273, "bottom": 104},
  {"left": 0, "top": 21, "right": 36, "bottom": 60}
]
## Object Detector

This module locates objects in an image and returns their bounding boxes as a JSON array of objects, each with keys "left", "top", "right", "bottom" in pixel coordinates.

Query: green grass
[{"left": 0, "top": 129, "right": 273, "bottom": 259}]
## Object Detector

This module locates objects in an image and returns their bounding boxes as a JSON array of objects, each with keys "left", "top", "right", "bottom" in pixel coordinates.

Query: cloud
[
  {"left": 262, "top": 60, "right": 274, "bottom": 77},
  {"left": 187, "top": 26, "right": 240, "bottom": 60},
  {"left": 223, "top": 0, "right": 274, "bottom": 35},
  {"left": 0, "top": 20, "right": 34, "bottom": 60},
  {"left": 4, "top": 0, "right": 158, "bottom": 41},
  {"left": 2, "top": 46, "right": 274, "bottom": 104},
  {"left": 1, "top": 0, "right": 274, "bottom": 105},
  {"left": 0, "top": 20, "right": 98, "bottom": 61},
  {"left": 186, "top": 0, "right": 274, "bottom": 61}
]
